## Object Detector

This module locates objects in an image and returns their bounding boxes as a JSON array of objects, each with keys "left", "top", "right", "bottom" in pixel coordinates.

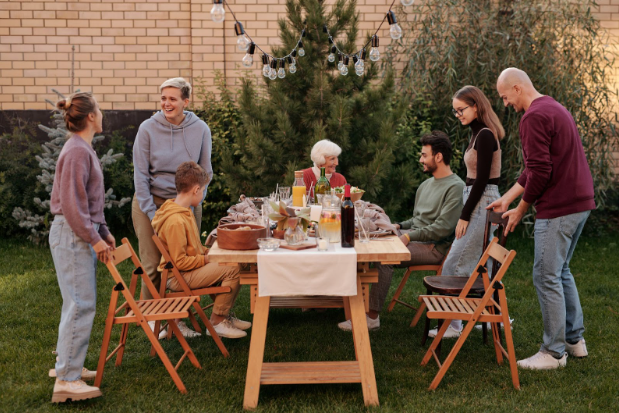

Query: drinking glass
[
  {"left": 279, "top": 186, "right": 291, "bottom": 202},
  {"left": 357, "top": 216, "right": 370, "bottom": 243}
]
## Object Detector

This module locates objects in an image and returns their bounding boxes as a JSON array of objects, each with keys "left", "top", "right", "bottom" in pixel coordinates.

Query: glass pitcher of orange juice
[{"left": 320, "top": 189, "right": 341, "bottom": 243}]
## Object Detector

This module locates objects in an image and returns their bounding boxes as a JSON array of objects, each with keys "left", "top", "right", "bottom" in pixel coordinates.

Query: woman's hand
[
  {"left": 93, "top": 239, "right": 112, "bottom": 264},
  {"left": 104, "top": 233, "right": 116, "bottom": 250},
  {"left": 486, "top": 197, "right": 510, "bottom": 213},
  {"left": 455, "top": 219, "right": 469, "bottom": 239}
]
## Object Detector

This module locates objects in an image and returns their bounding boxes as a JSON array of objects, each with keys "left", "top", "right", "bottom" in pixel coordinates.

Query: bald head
[
  {"left": 497, "top": 67, "right": 535, "bottom": 90},
  {"left": 496, "top": 68, "right": 542, "bottom": 112}
]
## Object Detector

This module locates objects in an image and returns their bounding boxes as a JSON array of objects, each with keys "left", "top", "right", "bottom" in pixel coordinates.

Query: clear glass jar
[
  {"left": 284, "top": 217, "right": 305, "bottom": 245},
  {"left": 319, "top": 189, "right": 341, "bottom": 243}
]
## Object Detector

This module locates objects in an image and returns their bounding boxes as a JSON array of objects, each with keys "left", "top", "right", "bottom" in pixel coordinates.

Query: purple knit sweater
[
  {"left": 517, "top": 96, "right": 596, "bottom": 219},
  {"left": 50, "top": 135, "right": 110, "bottom": 246}
]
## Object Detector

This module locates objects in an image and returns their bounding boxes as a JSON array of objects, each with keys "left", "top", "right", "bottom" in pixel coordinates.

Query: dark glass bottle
[
  {"left": 314, "top": 167, "right": 330, "bottom": 203},
  {"left": 341, "top": 184, "right": 355, "bottom": 248}
]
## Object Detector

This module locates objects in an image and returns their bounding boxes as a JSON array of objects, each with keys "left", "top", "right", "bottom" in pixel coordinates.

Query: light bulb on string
[
  {"left": 354, "top": 53, "right": 364, "bottom": 70},
  {"left": 401, "top": 0, "right": 415, "bottom": 6},
  {"left": 234, "top": 22, "right": 251, "bottom": 52},
  {"left": 287, "top": 56, "right": 297, "bottom": 74},
  {"left": 262, "top": 54, "right": 270, "bottom": 77},
  {"left": 211, "top": 0, "right": 225, "bottom": 23},
  {"left": 297, "top": 41, "right": 305, "bottom": 57},
  {"left": 337, "top": 54, "right": 343, "bottom": 71},
  {"left": 277, "top": 60, "right": 286, "bottom": 79},
  {"left": 269, "top": 59, "right": 277, "bottom": 80},
  {"left": 369, "top": 35, "right": 380, "bottom": 62},
  {"left": 242, "top": 42, "right": 255, "bottom": 68},
  {"left": 328, "top": 46, "right": 336, "bottom": 63},
  {"left": 387, "top": 11, "right": 402, "bottom": 40},
  {"left": 340, "top": 56, "right": 349, "bottom": 76}
]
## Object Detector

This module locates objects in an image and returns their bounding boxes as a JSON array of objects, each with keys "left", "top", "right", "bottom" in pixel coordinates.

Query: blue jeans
[
  {"left": 442, "top": 185, "right": 500, "bottom": 277},
  {"left": 49, "top": 215, "right": 98, "bottom": 381},
  {"left": 533, "top": 210, "right": 590, "bottom": 357}
]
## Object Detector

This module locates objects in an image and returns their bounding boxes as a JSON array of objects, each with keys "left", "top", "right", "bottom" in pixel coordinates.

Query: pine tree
[
  {"left": 12, "top": 89, "right": 130, "bottom": 244},
  {"left": 221, "top": 0, "right": 420, "bottom": 218}
]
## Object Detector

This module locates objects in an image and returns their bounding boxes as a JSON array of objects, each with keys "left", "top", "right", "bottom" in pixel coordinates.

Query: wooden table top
[{"left": 208, "top": 236, "right": 410, "bottom": 264}]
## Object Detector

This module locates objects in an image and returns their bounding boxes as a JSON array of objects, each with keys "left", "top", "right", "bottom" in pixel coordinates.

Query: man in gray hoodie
[{"left": 132, "top": 78, "right": 213, "bottom": 310}]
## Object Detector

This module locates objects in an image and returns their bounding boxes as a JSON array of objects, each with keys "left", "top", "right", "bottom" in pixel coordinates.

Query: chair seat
[
  {"left": 420, "top": 295, "right": 492, "bottom": 319},
  {"left": 119, "top": 297, "right": 197, "bottom": 321},
  {"left": 423, "top": 275, "right": 485, "bottom": 295}
]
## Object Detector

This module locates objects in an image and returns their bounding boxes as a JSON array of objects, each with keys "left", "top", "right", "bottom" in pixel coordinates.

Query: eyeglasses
[{"left": 452, "top": 106, "right": 470, "bottom": 117}]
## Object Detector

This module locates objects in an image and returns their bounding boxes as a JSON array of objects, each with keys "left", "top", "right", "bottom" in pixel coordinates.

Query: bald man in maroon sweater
[{"left": 490, "top": 68, "right": 595, "bottom": 370}]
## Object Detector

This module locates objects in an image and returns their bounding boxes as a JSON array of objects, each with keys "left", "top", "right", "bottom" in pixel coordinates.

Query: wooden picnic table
[{"left": 208, "top": 236, "right": 410, "bottom": 410}]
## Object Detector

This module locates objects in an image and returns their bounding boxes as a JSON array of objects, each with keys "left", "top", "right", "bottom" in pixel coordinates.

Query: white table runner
[{"left": 257, "top": 243, "right": 357, "bottom": 297}]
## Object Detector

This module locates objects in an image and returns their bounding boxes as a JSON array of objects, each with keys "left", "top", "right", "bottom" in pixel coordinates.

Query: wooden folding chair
[
  {"left": 411, "top": 238, "right": 519, "bottom": 390},
  {"left": 152, "top": 233, "right": 230, "bottom": 358},
  {"left": 386, "top": 250, "right": 449, "bottom": 312},
  {"left": 95, "top": 238, "right": 201, "bottom": 394},
  {"left": 416, "top": 211, "right": 509, "bottom": 347}
]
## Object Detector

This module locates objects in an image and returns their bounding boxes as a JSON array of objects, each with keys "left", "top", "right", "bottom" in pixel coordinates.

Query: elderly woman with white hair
[
  {"left": 302, "top": 139, "right": 347, "bottom": 195},
  {"left": 132, "top": 77, "right": 212, "bottom": 337}
]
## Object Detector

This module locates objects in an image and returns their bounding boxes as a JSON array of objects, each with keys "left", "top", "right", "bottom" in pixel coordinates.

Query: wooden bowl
[
  {"left": 335, "top": 191, "right": 364, "bottom": 203},
  {"left": 217, "top": 223, "right": 267, "bottom": 250}
]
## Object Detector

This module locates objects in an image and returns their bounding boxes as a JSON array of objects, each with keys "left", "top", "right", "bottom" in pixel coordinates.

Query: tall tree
[{"left": 221, "top": 0, "right": 417, "bottom": 217}]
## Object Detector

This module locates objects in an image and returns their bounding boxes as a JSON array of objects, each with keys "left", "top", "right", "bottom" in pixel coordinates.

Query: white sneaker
[
  {"left": 475, "top": 318, "right": 514, "bottom": 331},
  {"left": 517, "top": 351, "right": 567, "bottom": 370},
  {"left": 206, "top": 318, "right": 247, "bottom": 339},
  {"left": 428, "top": 325, "right": 462, "bottom": 339},
  {"left": 566, "top": 339, "right": 588, "bottom": 358},
  {"left": 228, "top": 313, "right": 251, "bottom": 330},
  {"left": 177, "top": 321, "right": 201, "bottom": 338},
  {"left": 337, "top": 315, "right": 380, "bottom": 332},
  {"left": 51, "top": 379, "right": 102, "bottom": 403},
  {"left": 49, "top": 367, "right": 97, "bottom": 381}
]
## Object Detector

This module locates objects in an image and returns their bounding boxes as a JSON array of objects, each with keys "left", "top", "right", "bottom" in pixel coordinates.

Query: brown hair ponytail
[
  {"left": 55, "top": 91, "right": 96, "bottom": 133},
  {"left": 453, "top": 86, "right": 505, "bottom": 140}
]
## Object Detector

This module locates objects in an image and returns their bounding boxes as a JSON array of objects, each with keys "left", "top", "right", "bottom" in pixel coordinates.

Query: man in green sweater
[{"left": 339, "top": 131, "right": 465, "bottom": 331}]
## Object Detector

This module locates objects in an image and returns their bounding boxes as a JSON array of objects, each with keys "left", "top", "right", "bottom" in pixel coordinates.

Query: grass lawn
[{"left": 1, "top": 234, "right": 618, "bottom": 412}]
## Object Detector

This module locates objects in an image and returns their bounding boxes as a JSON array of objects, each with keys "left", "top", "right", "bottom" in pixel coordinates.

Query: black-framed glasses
[{"left": 452, "top": 106, "right": 469, "bottom": 117}]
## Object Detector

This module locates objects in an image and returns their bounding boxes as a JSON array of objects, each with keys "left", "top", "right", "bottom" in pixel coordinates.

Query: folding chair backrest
[
  {"left": 483, "top": 210, "right": 509, "bottom": 278},
  {"left": 458, "top": 238, "right": 516, "bottom": 298},
  {"left": 107, "top": 238, "right": 161, "bottom": 300}
]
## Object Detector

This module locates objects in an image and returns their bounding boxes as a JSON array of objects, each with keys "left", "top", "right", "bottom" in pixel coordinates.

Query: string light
[
  {"left": 211, "top": 0, "right": 402, "bottom": 79},
  {"left": 211, "top": 0, "right": 225, "bottom": 23},
  {"left": 387, "top": 11, "right": 402, "bottom": 40},
  {"left": 242, "top": 42, "right": 255, "bottom": 67},
  {"left": 262, "top": 54, "right": 270, "bottom": 77}
]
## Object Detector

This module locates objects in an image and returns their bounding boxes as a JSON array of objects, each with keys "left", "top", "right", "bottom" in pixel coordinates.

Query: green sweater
[{"left": 399, "top": 173, "right": 465, "bottom": 255}]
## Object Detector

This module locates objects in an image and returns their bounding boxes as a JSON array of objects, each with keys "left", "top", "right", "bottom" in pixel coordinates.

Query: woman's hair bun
[{"left": 56, "top": 97, "right": 72, "bottom": 111}]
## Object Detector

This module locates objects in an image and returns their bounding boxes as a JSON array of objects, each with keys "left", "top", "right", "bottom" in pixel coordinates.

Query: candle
[{"left": 318, "top": 238, "right": 328, "bottom": 250}]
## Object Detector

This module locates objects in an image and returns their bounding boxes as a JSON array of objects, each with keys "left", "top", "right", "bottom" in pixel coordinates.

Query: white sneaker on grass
[
  {"left": 51, "top": 379, "right": 102, "bottom": 403},
  {"left": 428, "top": 325, "right": 462, "bottom": 339},
  {"left": 228, "top": 313, "right": 252, "bottom": 330},
  {"left": 517, "top": 351, "right": 567, "bottom": 370},
  {"left": 338, "top": 315, "right": 380, "bottom": 332},
  {"left": 206, "top": 318, "right": 247, "bottom": 339},
  {"left": 475, "top": 318, "right": 514, "bottom": 331},
  {"left": 159, "top": 321, "right": 201, "bottom": 340},
  {"left": 566, "top": 339, "right": 588, "bottom": 358},
  {"left": 49, "top": 367, "right": 97, "bottom": 381}
]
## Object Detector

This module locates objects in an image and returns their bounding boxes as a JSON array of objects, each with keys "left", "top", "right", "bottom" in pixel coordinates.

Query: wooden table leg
[
  {"left": 349, "top": 277, "right": 379, "bottom": 406},
  {"left": 243, "top": 294, "right": 271, "bottom": 410}
]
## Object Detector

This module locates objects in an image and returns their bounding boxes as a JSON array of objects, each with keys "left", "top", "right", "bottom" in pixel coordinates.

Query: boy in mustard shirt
[{"left": 152, "top": 161, "right": 250, "bottom": 339}]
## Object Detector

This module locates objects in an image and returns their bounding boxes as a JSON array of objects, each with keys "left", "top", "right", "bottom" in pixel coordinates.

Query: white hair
[
  {"left": 159, "top": 77, "right": 192, "bottom": 100},
  {"left": 311, "top": 139, "right": 342, "bottom": 167}
]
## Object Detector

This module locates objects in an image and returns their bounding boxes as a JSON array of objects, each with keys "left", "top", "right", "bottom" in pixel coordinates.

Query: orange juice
[{"left": 292, "top": 185, "right": 305, "bottom": 207}]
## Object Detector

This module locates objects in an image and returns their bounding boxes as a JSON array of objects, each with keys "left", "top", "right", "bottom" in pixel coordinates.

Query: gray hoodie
[{"left": 133, "top": 110, "right": 213, "bottom": 220}]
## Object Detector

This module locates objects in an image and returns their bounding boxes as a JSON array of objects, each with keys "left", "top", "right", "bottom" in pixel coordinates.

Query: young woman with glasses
[{"left": 428, "top": 85, "right": 505, "bottom": 339}]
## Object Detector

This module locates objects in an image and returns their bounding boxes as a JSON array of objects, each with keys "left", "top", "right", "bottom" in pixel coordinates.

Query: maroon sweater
[
  {"left": 50, "top": 135, "right": 110, "bottom": 246},
  {"left": 517, "top": 96, "right": 595, "bottom": 219}
]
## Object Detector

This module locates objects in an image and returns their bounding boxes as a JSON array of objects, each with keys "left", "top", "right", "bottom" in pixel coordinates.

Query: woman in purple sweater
[{"left": 48, "top": 92, "right": 115, "bottom": 403}]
